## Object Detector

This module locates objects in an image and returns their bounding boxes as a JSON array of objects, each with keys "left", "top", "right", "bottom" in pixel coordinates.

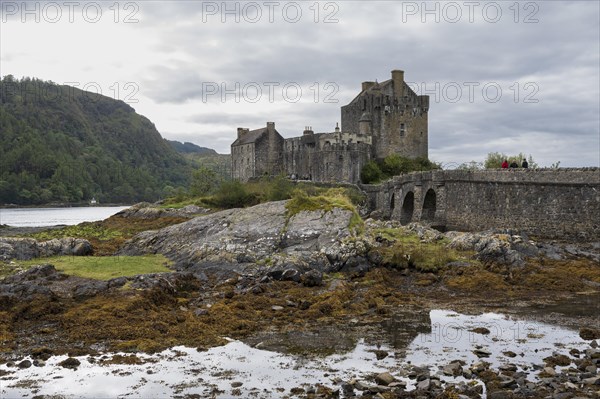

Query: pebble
[
  {"left": 193, "top": 308, "right": 208, "bottom": 316},
  {"left": 416, "top": 378, "right": 430, "bottom": 390},
  {"left": 58, "top": 357, "right": 81, "bottom": 370},
  {"left": 375, "top": 371, "right": 395, "bottom": 386},
  {"left": 499, "top": 364, "right": 518, "bottom": 372},
  {"left": 582, "top": 376, "right": 600, "bottom": 385},
  {"left": 17, "top": 360, "right": 32, "bottom": 369},
  {"left": 442, "top": 362, "right": 462, "bottom": 376},
  {"left": 543, "top": 367, "right": 557, "bottom": 377},
  {"left": 473, "top": 349, "right": 492, "bottom": 358}
]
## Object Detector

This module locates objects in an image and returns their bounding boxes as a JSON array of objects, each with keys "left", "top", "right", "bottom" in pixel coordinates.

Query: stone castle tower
[
  {"left": 231, "top": 69, "right": 429, "bottom": 183},
  {"left": 341, "top": 70, "right": 429, "bottom": 160}
]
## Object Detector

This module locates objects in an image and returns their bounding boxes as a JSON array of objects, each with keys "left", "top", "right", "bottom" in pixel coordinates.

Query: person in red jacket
[{"left": 501, "top": 159, "right": 509, "bottom": 169}]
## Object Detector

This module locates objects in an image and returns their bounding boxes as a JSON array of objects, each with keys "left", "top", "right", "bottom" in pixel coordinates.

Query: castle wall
[
  {"left": 283, "top": 132, "right": 371, "bottom": 183},
  {"left": 341, "top": 73, "right": 429, "bottom": 160},
  {"left": 231, "top": 143, "right": 256, "bottom": 182},
  {"left": 267, "top": 129, "right": 285, "bottom": 177},
  {"left": 232, "top": 70, "right": 430, "bottom": 184},
  {"left": 364, "top": 168, "right": 600, "bottom": 240}
]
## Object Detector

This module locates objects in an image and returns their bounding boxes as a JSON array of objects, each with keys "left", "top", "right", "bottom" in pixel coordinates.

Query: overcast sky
[{"left": 1, "top": 1, "right": 599, "bottom": 166}]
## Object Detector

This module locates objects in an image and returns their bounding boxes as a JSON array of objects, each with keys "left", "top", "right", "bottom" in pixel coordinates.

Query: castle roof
[
  {"left": 232, "top": 127, "right": 267, "bottom": 146},
  {"left": 346, "top": 79, "right": 394, "bottom": 104}
]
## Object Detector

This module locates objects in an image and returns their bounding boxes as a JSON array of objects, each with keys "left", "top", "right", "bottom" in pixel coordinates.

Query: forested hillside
[
  {"left": 167, "top": 140, "right": 217, "bottom": 155},
  {"left": 0, "top": 76, "right": 192, "bottom": 205}
]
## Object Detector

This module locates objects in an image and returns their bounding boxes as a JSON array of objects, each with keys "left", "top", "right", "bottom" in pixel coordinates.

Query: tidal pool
[{"left": 0, "top": 310, "right": 592, "bottom": 398}]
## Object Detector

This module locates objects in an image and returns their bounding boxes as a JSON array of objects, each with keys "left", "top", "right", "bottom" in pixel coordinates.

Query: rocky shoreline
[{"left": 0, "top": 200, "right": 599, "bottom": 398}]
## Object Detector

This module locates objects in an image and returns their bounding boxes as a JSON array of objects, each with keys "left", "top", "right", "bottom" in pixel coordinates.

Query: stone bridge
[{"left": 361, "top": 168, "right": 600, "bottom": 240}]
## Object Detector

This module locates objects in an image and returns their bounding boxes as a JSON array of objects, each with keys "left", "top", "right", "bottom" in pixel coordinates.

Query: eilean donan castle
[{"left": 231, "top": 69, "right": 429, "bottom": 183}]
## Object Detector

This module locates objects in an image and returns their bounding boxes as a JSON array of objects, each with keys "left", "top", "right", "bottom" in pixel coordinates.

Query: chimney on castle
[
  {"left": 391, "top": 69, "right": 405, "bottom": 98},
  {"left": 237, "top": 127, "right": 249, "bottom": 139},
  {"left": 335, "top": 122, "right": 340, "bottom": 133},
  {"left": 362, "top": 81, "right": 376, "bottom": 91},
  {"left": 303, "top": 126, "right": 314, "bottom": 135},
  {"left": 266, "top": 121, "right": 275, "bottom": 132}
]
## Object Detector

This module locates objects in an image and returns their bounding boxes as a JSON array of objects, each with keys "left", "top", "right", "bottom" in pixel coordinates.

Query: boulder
[
  {"left": 119, "top": 201, "right": 364, "bottom": 278},
  {"left": 375, "top": 372, "right": 395, "bottom": 386},
  {"left": 0, "top": 237, "right": 92, "bottom": 260}
]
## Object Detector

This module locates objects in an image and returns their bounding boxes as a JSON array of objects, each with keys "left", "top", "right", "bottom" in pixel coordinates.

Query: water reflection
[{"left": 1, "top": 309, "right": 591, "bottom": 399}]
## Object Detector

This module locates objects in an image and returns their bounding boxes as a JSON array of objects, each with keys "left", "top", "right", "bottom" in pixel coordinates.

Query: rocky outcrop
[
  {"left": 446, "top": 229, "right": 600, "bottom": 266},
  {"left": 114, "top": 202, "right": 209, "bottom": 220},
  {"left": 445, "top": 231, "right": 536, "bottom": 266},
  {"left": 0, "top": 264, "right": 207, "bottom": 307},
  {"left": 0, "top": 237, "right": 92, "bottom": 261},
  {"left": 119, "top": 201, "right": 363, "bottom": 279}
]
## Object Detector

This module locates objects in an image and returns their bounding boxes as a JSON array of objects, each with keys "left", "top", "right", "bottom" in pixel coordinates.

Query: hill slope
[
  {"left": 0, "top": 76, "right": 191, "bottom": 205},
  {"left": 167, "top": 140, "right": 217, "bottom": 155}
]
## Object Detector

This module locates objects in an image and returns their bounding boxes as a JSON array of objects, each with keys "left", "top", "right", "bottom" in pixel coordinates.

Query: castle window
[
  {"left": 363, "top": 98, "right": 367, "bottom": 110},
  {"left": 400, "top": 123, "right": 405, "bottom": 136}
]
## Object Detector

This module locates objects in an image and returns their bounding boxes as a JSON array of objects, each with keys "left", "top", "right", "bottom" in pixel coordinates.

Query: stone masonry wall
[
  {"left": 283, "top": 139, "right": 371, "bottom": 183},
  {"left": 231, "top": 143, "right": 256, "bottom": 182},
  {"left": 363, "top": 168, "right": 600, "bottom": 240}
]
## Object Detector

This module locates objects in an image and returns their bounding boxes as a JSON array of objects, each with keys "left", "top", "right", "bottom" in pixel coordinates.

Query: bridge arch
[
  {"left": 400, "top": 191, "right": 414, "bottom": 225},
  {"left": 421, "top": 188, "right": 436, "bottom": 223}
]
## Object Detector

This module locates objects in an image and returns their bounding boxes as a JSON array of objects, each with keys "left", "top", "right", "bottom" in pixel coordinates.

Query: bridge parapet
[{"left": 361, "top": 168, "right": 600, "bottom": 240}]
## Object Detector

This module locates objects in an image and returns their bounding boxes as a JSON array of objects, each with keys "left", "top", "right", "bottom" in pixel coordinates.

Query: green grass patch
[
  {"left": 372, "top": 228, "right": 462, "bottom": 272},
  {"left": 285, "top": 188, "right": 364, "bottom": 233},
  {"left": 161, "top": 177, "right": 367, "bottom": 212},
  {"left": 158, "top": 198, "right": 210, "bottom": 209},
  {"left": 286, "top": 188, "right": 356, "bottom": 216},
  {"left": 19, "top": 254, "right": 172, "bottom": 280}
]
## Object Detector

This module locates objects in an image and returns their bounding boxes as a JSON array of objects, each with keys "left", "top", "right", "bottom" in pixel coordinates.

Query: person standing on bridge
[{"left": 501, "top": 159, "right": 509, "bottom": 169}]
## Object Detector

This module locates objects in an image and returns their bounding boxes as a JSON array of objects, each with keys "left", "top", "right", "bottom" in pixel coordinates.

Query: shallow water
[
  {"left": 405, "top": 310, "right": 587, "bottom": 370},
  {"left": 0, "top": 309, "right": 592, "bottom": 399},
  {"left": 0, "top": 206, "right": 129, "bottom": 227}
]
